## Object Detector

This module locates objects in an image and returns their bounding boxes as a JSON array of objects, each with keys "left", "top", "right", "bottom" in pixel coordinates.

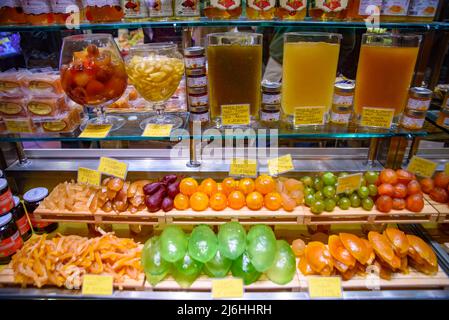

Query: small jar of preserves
[
  {"left": 406, "top": 87, "right": 432, "bottom": 111},
  {"left": 184, "top": 47, "right": 206, "bottom": 70},
  {"left": 50, "top": 0, "right": 81, "bottom": 24},
  {"left": 262, "top": 81, "right": 281, "bottom": 105},
  {"left": 0, "top": 213, "right": 23, "bottom": 264},
  {"left": 147, "top": 0, "right": 174, "bottom": 20},
  {"left": 0, "top": 179, "right": 14, "bottom": 215},
  {"left": 23, "top": 187, "right": 58, "bottom": 234},
  {"left": 260, "top": 103, "right": 281, "bottom": 124},
  {"left": 347, "top": 0, "right": 382, "bottom": 20},
  {"left": 82, "top": 0, "right": 124, "bottom": 22},
  {"left": 188, "top": 86, "right": 208, "bottom": 108},
  {"left": 400, "top": 108, "right": 426, "bottom": 130},
  {"left": 21, "top": 0, "right": 54, "bottom": 25},
  {"left": 204, "top": 0, "right": 242, "bottom": 19},
  {"left": 333, "top": 81, "right": 355, "bottom": 106},
  {"left": 276, "top": 0, "right": 307, "bottom": 20},
  {"left": 186, "top": 68, "right": 207, "bottom": 88},
  {"left": 246, "top": 0, "right": 277, "bottom": 20},
  {"left": 330, "top": 104, "right": 353, "bottom": 125},
  {"left": 0, "top": 0, "right": 26, "bottom": 25},
  {"left": 309, "top": 0, "right": 350, "bottom": 20},
  {"left": 121, "top": 0, "right": 148, "bottom": 20},
  {"left": 437, "top": 107, "right": 449, "bottom": 129},
  {"left": 11, "top": 196, "right": 32, "bottom": 242},
  {"left": 189, "top": 105, "right": 210, "bottom": 124},
  {"left": 174, "top": 0, "right": 200, "bottom": 19}
]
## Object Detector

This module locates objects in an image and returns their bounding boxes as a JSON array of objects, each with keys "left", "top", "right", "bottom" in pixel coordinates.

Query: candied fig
[
  {"left": 161, "top": 197, "right": 174, "bottom": 212},
  {"left": 143, "top": 182, "right": 164, "bottom": 196},
  {"left": 161, "top": 174, "right": 178, "bottom": 185},
  {"left": 167, "top": 180, "right": 180, "bottom": 199}
]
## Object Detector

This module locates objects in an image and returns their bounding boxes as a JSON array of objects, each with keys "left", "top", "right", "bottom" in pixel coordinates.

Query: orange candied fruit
[
  {"left": 255, "top": 175, "right": 276, "bottom": 195},
  {"left": 199, "top": 178, "right": 218, "bottom": 197},
  {"left": 246, "top": 191, "right": 264, "bottom": 210},
  {"left": 222, "top": 177, "right": 237, "bottom": 195},
  {"left": 238, "top": 178, "right": 255, "bottom": 195},
  {"left": 264, "top": 192, "right": 283, "bottom": 211},
  {"left": 210, "top": 192, "right": 228, "bottom": 211},
  {"left": 174, "top": 193, "right": 190, "bottom": 210},
  {"left": 228, "top": 190, "right": 246, "bottom": 210},
  {"left": 190, "top": 192, "right": 209, "bottom": 211},
  {"left": 180, "top": 177, "right": 198, "bottom": 196}
]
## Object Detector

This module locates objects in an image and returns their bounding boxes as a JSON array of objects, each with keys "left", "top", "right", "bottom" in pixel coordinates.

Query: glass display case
[{"left": 1, "top": 0, "right": 449, "bottom": 302}]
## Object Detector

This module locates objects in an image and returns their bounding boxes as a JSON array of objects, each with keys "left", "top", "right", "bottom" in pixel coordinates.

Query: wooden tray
[
  {"left": 34, "top": 208, "right": 165, "bottom": 225},
  {"left": 424, "top": 195, "right": 449, "bottom": 223}
]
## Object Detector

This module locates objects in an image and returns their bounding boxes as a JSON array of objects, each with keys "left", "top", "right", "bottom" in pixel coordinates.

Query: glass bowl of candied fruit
[{"left": 60, "top": 34, "right": 128, "bottom": 131}]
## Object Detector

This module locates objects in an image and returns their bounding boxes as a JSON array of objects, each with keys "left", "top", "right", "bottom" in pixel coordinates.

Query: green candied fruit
[
  {"left": 172, "top": 252, "right": 203, "bottom": 288},
  {"left": 141, "top": 236, "right": 170, "bottom": 286},
  {"left": 231, "top": 251, "right": 262, "bottom": 285},
  {"left": 203, "top": 249, "right": 232, "bottom": 278},
  {"left": 266, "top": 240, "right": 296, "bottom": 285},
  {"left": 160, "top": 226, "right": 188, "bottom": 263},
  {"left": 188, "top": 225, "right": 218, "bottom": 263},
  {"left": 246, "top": 225, "right": 276, "bottom": 272},
  {"left": 217, "top": 222, "right": 246, "bottom": 260}
]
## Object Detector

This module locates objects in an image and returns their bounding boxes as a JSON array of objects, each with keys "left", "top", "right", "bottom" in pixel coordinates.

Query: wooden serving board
[{"left": 423, "top": 195, "right": 449, "bottom": 223}]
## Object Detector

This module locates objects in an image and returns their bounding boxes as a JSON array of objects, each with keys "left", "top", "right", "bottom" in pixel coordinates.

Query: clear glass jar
[
  {"left": 50, "top": 0, "right": 81, "bottom": 24},
  {"left": 186, "top": 68, "right": 207, "bottom": 88},
  {"left": 204, "top": 0, "right": 242, "bottom": 19},
  {"left": 174, "top": 0, "right": 200, "bottom": 19},
  {"left": 406, "top": 87, "right": 432, "bottom": 111},
  {"left": 188, "top": 86, "right": 208, "bottom": 108},
  {"left": 437, "top": 107, "right": 449, "bottom": 129},
  {"left": 82, "top": 0, "right": 124, "bottom": 22},
  {"left": 0, "top": 213, "right": 23, "bottom": 265},
  {"left": 276, "top": 0, "right": 307, "bottom": 20},
  {"left": 309, "top": 0, "right": 350, "bottom": 21},
  {"left": 184, "top": 47, "right": 206, "bottom": 70},
  {"left": 262, "top": 81, "right": 281, "bottom": 105},
  {"left": 189, "top": 105, "right": 210, "bottom": 124},
  {"left": 333, "top": 81, "right": 355, "bottom": 106},
  {"left": 330, "top": 104, "right": 353, "bottom": 125},
  {"left": 21, "top": 0, "right": 54, "bottom": 25},
  {"left": 260, "top": 103, "right": 281, "bottom": 124},
  {"left": 400, "top": 108, "right": 426, "bottom": 130}
]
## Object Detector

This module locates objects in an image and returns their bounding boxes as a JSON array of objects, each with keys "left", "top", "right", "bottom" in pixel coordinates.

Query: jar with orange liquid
[
  {"left": 246, "top": 0, "right": 276, "bottom": 19},
  {"left": 204, "top": 0, "right": 242, "bottom": 19},
  {"left": 309, "top": 0, "right": 350, "bottom": 20},
  {"left": 407, "top": 0, "right": 440, "bottom": 22},
  {"left": 347, "top": 0, "right": 382, "bottom": 20},
  {"left": 276, "top": 0, "right": 307, "bottom": 20},
  {"left": 381, "top": 0, "right": 410, "bottom": 21},
  {"left": 21, "top": 0, "right": 54, "bottom": 25},
  {"left": 0, "top": 1, "right": 26, "bottom": 25},
  {"left": 82, "top": 0, "right": 124, "bottom": 23},
  {"left": 50, "top": 0, "right": 82, "bottom": 25}
]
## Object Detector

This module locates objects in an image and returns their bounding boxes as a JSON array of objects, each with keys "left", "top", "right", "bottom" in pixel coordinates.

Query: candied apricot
[
  {"left": 238, "top": 178, "right": 255, "bottom": 195},
  {"left": 406, "top": 193, "right": 424, "bottom": 212},
  {"left": 228, "top": 190, "right": 246, "bottom": 210},
  {"left": 281, "top": 193, "right": 296, "bottom": 211},
  {"left": 396, "top": 169, "right": 414, "bottom": 185},
  {"left": 298, "top": 256, "right": 317, "bottom": 276},
  {"left": 376, "top": 195, "right": 393, "bottom": 213},
  {"left": 380, "top": 169, "right": 398, "bottom": 185},
  {"left": 420, "top": 178, "right": 434, "bottom": 194},
  {"left": 368, "top": 231, "right": 401, "bottom": 270},
  {"left": 246, "top": 191, "right": 264, "bottom": 210},
  {"left": 222, "top": 177, "right": 237, "bottom": 195},
  {"left": 173, "top": 193, "right": 189, "bottom": 210},
  {"left": 284, "top": 178, "right": 303, "bottom": 193},
  {"left": 407, "top": 180, "right": 421, "bottom": 196},
  {"left": 434, "top": 172, "right": 449, "bottom": 189},
  {"left": 392, "top": 198, "right": 406, "bottom": 210},
  {"left": 199, "top": 178, "right": 218, "bottom": 197},
  {"left": 264, "top": 192, "right": 282, "bottom": 211},
  {"left": 190, "top": 192, "right": 209, "bottom": 211},
  {"left": 406, "top": 235, "right": 437, "bottom": 270},
  {"left": 378, "top": 183, "right": 394, "bottom": 197},
  {"left": 180, "top": 177, "right": 198, "bottom": 196},
  {"left": 339, "top": 233, "right": 371, "bottom": 265},
  {"left": 305, "top": 242, "right": 334, "bottom": 275},
  {"left": 209, "top": 192, "right": 227, "bottom": 211},
  {"left": 292, "top": 239, "right": 306, "bottom": 257},
  {"left": 384, "top": 228, "right": 409, "bottom": 258},
  {"left": 255, "top": 175, "right": 276, "bottom": 195}
]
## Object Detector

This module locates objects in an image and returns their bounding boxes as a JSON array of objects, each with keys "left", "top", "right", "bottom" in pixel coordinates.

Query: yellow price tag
[
  {"left": 221, "top": 104, "right": 250, "bottom": 126},
  {"left": 360, "top": 107, "right": 394, "bottom": 128},
  {"left": 229, "top": 158, "right": 258, "bottom": 178},
  {"left": 336, "top": 173, "right": 363, "bottom": 195},
  {"left": 294, "top": 106, "right": 325, "bottom": 126},
  {"left": 79, "top": 124, "right": 112, "bottom": 138},
  {"left": 212, "top": 278, "right": 244, "bottom": 299},
  {"left": 445, "top": 163, "right": 449, "bottom": 176},
  {"left": 5, "top": 119, "right": 33, "bottom": 133},
  {"left": 268, "top": 154, "right": 294, "bottom": 176},
  {"left": 407, "top": 156, "right": 437, "bottom": 178},
  {"left": 142, "top": 124, "right": 173, "bottom": 137},
  {"left": 82, "top": 275, "right": 113, "bottom": 296},
  {"left": 77, "top": 167, "right": 101, "bottom": 186},
  {"left": 98, "top": 157, "right": 128, "bottom": 180},
  {"left": 308, "top": 277, "right": 342, "bottom": 299}
]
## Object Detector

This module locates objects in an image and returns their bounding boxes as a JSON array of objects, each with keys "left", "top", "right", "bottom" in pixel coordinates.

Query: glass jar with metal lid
[
  {"left": 0, "top": 212, "right": 23, "bottom": 264},
  {"left": 330, "top": 104, "right": 353, "bottom": 125},
  {"left": 11, "top": 196, "right": 32, "bottom": 241},
  {"left": 261, "top": 81, "right": 281, "bottom": 105},
  {"left": 406, "top": 87, "right": 432, "bottom": 111},
  {"left": 0, "top": 178, "right": 14, "bottom": 215},
  {"left": 437, "top": 107, "right": 449, "bottom": 129},
  {"left": 333, "top": 81, "right": 355, "bottom": 106},
  {"left": 188, "top": 86, "right": 208, "bottom": 108},
  {"left": 189, "top": 105, "right": 210, "bottom": 124},
  {"left": 23, "top": 187, "right": 58, "bottom": 234},
  {"left": 400, "top": 109, "right": 426, "bottom": 130},
  {"left": 184, "top": 47, "right": 206, "bottom": 70},
  {"left": 260, "top": 103, "right": 281, "bottom": 123},
  {"left": 186, "top": 68, "right": 207, "bottom": 88}
]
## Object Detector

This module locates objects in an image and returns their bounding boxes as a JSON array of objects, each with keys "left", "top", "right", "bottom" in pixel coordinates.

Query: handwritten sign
[
  {"left": 98, "top": 157, "right": 128, "bottom": 180},
  {"left": 336, "top": 173, "right": 363, "bottom": 194},
  {"left": 142, "top": 124, "right": 173, "bottom": 137},
  {"left": 360, "top": 107, "right": 394, "bottom": 128},
  {"left": 229, "top": 158, "right": 258, "bottom": 177},
  {"left": 407, "top": 156, "right": 437, "bottom": 178},
  {"left": 267, "top": 155, "right": 294, "bottom": 176},
  {"left": 77, "top": 167, "right": 101, "bottom": 186},
  {"left": 294, "top": 106, "right": 325, "bottom": 126},
  {"left": 79, "top": 124, "right": 112, "bottom": 138},
  {"left": 82, "top": 275, "right": 113, "bottom": 296},
  {"left": 308, "top": 277, "right": 342, "bottom": 299},
  {"left": 212, "top": 278, "right": 244, "bottom": 299},
  {"left": 221, "top": 104, "right": 250, "bottom": 126},
  {"left": 5, "top": 119, "right": 33, "bottom": 133}
]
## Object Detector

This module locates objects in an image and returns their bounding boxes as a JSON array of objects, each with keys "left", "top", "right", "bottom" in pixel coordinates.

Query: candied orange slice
[
  {"left": 298, "top": 256, "right": 317, "bottom": 276},
  {"left": 328, "top": 235, "right": 356, "bottom": 268},
  {"left": 339, "top": 233, "right": 370, "bottom": 265},
  {"left": 361, "top": 238, "right": 375, "bottom": 265},
  {"left": 384, "top": 228, "right": 409, "bottom": 258},
  {"left": 406, "top": 235, "right": 437, "bottom": 269},
  {"left": 305, "top": 242, "right": 334, "bottom": 274},
  {"left": 333, "top": 259, "right": 349, "bottom": 273},
  {"left": 368, "top": 231, "right": 401, "bottom": 270},
  {"left": 341, "top": 266, "right": 357, "bottom": 281}
]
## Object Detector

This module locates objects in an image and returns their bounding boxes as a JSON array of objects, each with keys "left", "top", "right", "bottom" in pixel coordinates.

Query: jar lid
[
  {"left": 404, "top": 108, "right": 426, "bottom": 117},
  {"left": 261, "top": 81, "right": 281, "bottom": 93},
  {"left": 0, "top": 178, "right": 7, "bottom": 191},
  {"left": 13, "top": 196, "right": 20, "bottom": 207},
  {"left": 332, "top": 104, "right": 353, "bottom": 112},
  {"left": 262, "top": 103, "right": 281, "bottom": 111},
  {"left": 188, "top": 86, "right": 207, "bottom": 95},
  {"left": 23, "top": 187, "right": 48, "bottom": 203},
  {"left": 335, "top": 81, "right": 355, "bottom": 93},
  {"left": 190, "top": 106, "right": 209, "bottom": 113},
  {"left": 0, "top": 213, "right": 12, "bottom": 227},
  {"left": 184, "top": 46, "right": 205, "bottom": 56},
  {"left": 410, "top": 87, "right": 432, "bottom": 99},
  {"left": 186, "top": 68, "right": 206, "bottom": 76}
]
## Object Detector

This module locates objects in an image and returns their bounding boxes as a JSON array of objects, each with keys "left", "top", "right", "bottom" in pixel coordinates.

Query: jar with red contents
[
  {"left": 11, "top": 196, "right": 32, "bottom": 242},
  {"left": 0, "top": 213, "right": 23, "bottom": 264},
  {"left": 23, "top": 187, "right": 58, "bottom": 234},
  {"left": 0, "top": 179, "right": 14, "bottom": 215}
]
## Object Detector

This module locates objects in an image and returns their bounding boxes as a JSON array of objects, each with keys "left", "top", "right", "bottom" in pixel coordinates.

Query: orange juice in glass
[
  {"left": 354, "top": 33, "right": 421, "bottom": 127},
  {"left": 282, "top": 32, "right": 341, "bottom": 127}
]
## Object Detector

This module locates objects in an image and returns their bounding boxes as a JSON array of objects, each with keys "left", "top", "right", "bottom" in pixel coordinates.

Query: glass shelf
[
  {"left": 0, "top": 110, "right": 431, "bottom": 142},
  {"left": 0, "top": 20, "right": 446, "bottom": 32}
]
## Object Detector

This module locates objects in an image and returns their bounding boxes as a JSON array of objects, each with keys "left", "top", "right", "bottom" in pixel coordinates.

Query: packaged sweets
[
  {"left": 0, "top": 96, "right": 28, "bottom": 118},
  {"left": 147, "top": 0, "right": 174, "bottom": 19},
  {"left": 122, "top": 0, "right": 148, "bottom": 19},
  {"left": 347, "top": 0, "right": 382, "bottom": 20},
  {"left": 174, "top": 0, "right": 200, "bottom": 19},
  {"left": 37, "top": 108, "right": 81, "bottom": 133},
  {"left": 0, "top": 70, "right": 26, "bottom": 97},
  {"left": 25, "top": 71, "right": 63, "bottom": 97},
  {"left": 26, "top": 95, "right": 65, "bottom": 117},
  {"left": 21, "top": 0, "right": 54, "bottom": 25},
  {"left": 50, "top": 0, "right": 81, "bottom": 24},
  {"left": 309, "top": 0, "right": 350, "bottom": 20},
  {"left": 0, "top": 0, "right": 26, "bottom": 25}
]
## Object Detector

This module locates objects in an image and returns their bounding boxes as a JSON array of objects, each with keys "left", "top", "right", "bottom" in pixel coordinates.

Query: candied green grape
[
  {"left": 231, "top": 251, "right": 262, "bottom": 285},
  {"left": 203, "top": 249, "right": 232, "bottom": 278},
  {"left": 141, "top": 236, "right": 170, "bottom": 286},
  {"left": 266, "top": 240, "right": 296, "bottom": 285},
  {"left": 322, "top": 172, "right": 337, "bottom": 186},
  {"left": 246, "top": 225, "right": 276, "bottom": 272},
  {"left": 172, "top": 252, "right": 203, "bottom": 288},
  {"left": 188, "top": 225, "right": 218, "bottom": 263},
  {"left": 322, "top": 185, "right": 336, "bottom": 199},
  {"left": 217, "top": 222, "right": 246, "bottom": 260},
  {"left": 160, "top": 226, "right": 188, "bottom": 263},
  {"left": 324, "top": 198, "right": 336, "bottom": 212}
]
